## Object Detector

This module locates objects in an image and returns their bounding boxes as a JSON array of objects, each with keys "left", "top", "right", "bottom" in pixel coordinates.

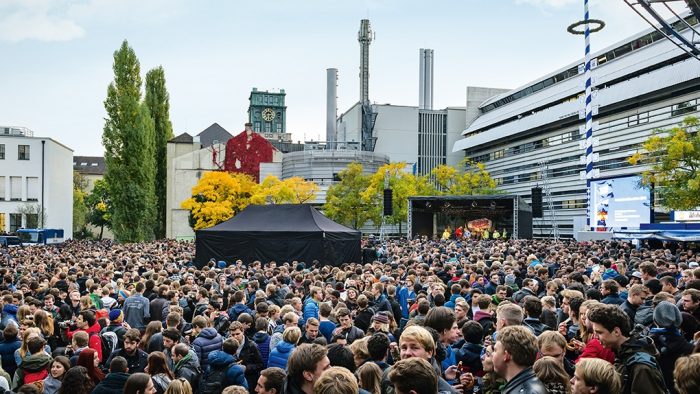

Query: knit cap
[
  {"left": 654, "top": 301, "right": 682, "bottom": 328},
  {"left": 109, "top": 309, "right": 124, "bottom": 323}
]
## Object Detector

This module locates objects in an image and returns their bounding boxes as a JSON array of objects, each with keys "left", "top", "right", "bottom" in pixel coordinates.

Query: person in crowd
[
  {"left": 283, "top": 343, "right": 330, "bottom": 394},
  {"left": 570, "top": 358, "right": 621, "bottom": 394},
  {"left": 267, "top": 326, "right": 301, "bottom": 370},
  {"left": 123, "top": 282, "right": 151, "bottom": 331},
  {"left": 124, "top": 372, "right": 156, "bottom": 394},
  {"left": 56, "top": 366, "right": 94, "bottom": 394},
  {"left": 388, "top": 357, "right": 438, "bottom": 394},
  {"left": 492, "top": 325, "right": 547, "bottom": 394},
  {"left": 255, "top": 367, "right": 286, "bottom": 394},
  {"left": 587, "top": 303, "right": 666, "bottom": 394},
  {"left": 191, "top": 315, "right": 223, "bottom": 372},
  {"left": 76, "top": 348, "right": 104, "bottom": 385},
  {"left": 650, "top": 300, "right": 693, "bottom": 394},
  {"left": 170, "top": 343, "right": 200, "bottom": 392},
  {"left": 42, "top": 355, "right": 69, "bottom": 394},
  {"left": 533, "top": 356, "right": 572, "bottom": 394},
  {"left": 673, "top": 353, "right": 700, "bottom": 394},
  {"left": 92, "top": 356, "right": 131, "bottom": 394},
  {"left": 146, "top": 351, "right": 174, "bottom": 394},
  {"left": 14, "top": 336, "right": 52, "bottom": 388},
  {"left": 356, "top": 362, "right": 382, "bottom": 394},
  {"left": 105, "top": 328, "right": 149, "bottom": 373},
  {"left": 314, "top": 366, "right": 358, "bottom": 394}
]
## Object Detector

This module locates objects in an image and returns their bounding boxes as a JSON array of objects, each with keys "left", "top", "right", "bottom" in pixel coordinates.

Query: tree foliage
[
  {"left": 430, "top": 159, "right": 498, "bottom": 195},
  {"left": 85, "top": 179, "right": 112, "bottom": 239},
  {"left": 628, "top": 116, "right": 700, "bottom": 210},
  {"left": 102, "top": 40, "right": 156, "bottom": 243},
  {"left": 181, "top": 172, "right": 319, "bottom": 230},
  {"left": 323, "top": 163, "right": 375, "bottom": 229},
  {"left": 145, "top": 66, "right": 174, "bottom": 239}
]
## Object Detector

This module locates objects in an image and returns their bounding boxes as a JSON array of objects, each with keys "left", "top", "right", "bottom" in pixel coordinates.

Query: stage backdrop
[
  {"left": 195, "top": 204, "right": 361, "bottom": 267},
  {"left": 408, "top": 195, "right": 532, "bottom": 239}
]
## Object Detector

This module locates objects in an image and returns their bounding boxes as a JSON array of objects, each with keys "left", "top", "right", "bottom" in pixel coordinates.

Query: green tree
[
  {"left": 362, "top": 163, "right": 435, "bottom": 232},
  {"left": 323, "top": 163, "right": 375, "bottom": 229},
  {"left": 85, "top": 179, "right": 112, "bottom": 240},
  {"left": 145, "top": 66, "right": 174, "bottom": 239},
  {"left": 629, "top": 116, "right": 700, "bottom": 210},
  {"left": 102, "top": 40, "right": 156, "bottom": 242},
  {"left": 72, "top": 172, "right": 89, "bottom": 237},
  {"left": 431, "top": 160, "right": 498, "bottom": 195}
]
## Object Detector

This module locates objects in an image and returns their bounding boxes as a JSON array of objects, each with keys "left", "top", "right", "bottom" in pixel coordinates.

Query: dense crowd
[{"left": 0, "top": 237, "right": 699, "bottom": 394}]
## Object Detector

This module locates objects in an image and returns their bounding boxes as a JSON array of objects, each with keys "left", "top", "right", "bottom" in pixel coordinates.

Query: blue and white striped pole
[{"left": 584, "top": 0, "right": 594, "bottom": 181}]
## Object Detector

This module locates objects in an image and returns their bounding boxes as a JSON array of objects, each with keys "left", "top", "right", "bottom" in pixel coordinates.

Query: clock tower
[{"left": 248, "top": 88, "right": 290, "bottom": 142}]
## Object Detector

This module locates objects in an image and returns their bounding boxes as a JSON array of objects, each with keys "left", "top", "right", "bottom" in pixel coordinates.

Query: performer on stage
[{"left": 455, "top": 226, "right": 463, "bottom": 239}]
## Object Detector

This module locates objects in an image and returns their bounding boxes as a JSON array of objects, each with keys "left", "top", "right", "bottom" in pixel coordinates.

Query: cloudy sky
[{"left": 0, "top": 0, "right": 689, "bottom": 155}]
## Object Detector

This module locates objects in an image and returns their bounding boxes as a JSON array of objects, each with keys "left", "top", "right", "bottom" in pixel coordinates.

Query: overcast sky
[{"left": 0, "top": 0, "right": 689, "bottom": 155}]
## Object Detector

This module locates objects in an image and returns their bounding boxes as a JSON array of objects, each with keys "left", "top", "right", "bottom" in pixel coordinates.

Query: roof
[
  {"left": 199, "top": 204, "right": 360, "bottom": 234},
  {"left": 73, "top": 156, "right": 105, "bottom": 175},
  {"left": 197, "top": 123, "right": 232, "bottom": 148},
  {"left": 169, "top": 132, "right": 194, "bottom": 144}
]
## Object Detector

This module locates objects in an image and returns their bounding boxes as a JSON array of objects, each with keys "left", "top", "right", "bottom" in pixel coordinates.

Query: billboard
[{"left": 589, "top": 175, "right": 651, "bottom": 229}]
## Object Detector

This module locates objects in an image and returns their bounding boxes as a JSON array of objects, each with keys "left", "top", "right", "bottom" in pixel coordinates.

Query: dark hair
[
  {"left": 461, "top": 320, "right": 484, "bottom": 344},
  {"left": 27, "top": 336, "right": 46, "bottom": 354},
  {"left": 123, "top": 373, "right": 152, "bottom": 394},
  {"left": 3, "top": 324, "right": 18, "bottom": 340},
  {"left": 260, "top": 367, "right": 286, "bottom": 393},
  {"left": 124, "top": 328, "right": 141, "bottom": 343},
  {"left": 588, "top": 304, "right": 631, "bottom": 337},
  {"left": 326, "top": 343, "right": 356, "bottom": 372},
  {"left": 110, "top": 356, "right": 128, "bottom": 373},
  {"left": 58, "top": 366, "right": 94, "bottom": 394},
  {"left": 162, "top": 328, "right": 181, "bottom": 342},
  {"left": 52, "top": 356, "right": 71, "bottom": 380},
  {"left": 147, "top": 352, "right": 174, "bottom": 379},
  {"left": 522, "top": 296, "right": 542, "bottom": 318},
  {"left": 367, "top": 333, "right": 390, "bottom": 361},
  {"left": 17, "top": 385, "right": 41, "bottom": 394},
  {"left": 424, "top": 307, "right": 455, "bottom": 333}
]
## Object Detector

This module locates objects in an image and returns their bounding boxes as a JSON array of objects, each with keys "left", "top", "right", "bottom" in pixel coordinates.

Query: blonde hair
[
  {"left": 282, "top": 326, "right": 301, "bottom": 345},
  {"left": 533, "top": 356, "right": 572, "bottom": 394},
  {"left": 356, "top": 362, "right": 382, "bottom": 394},
  {"left": 576, "top": 358, "right": 622, "bottom": 394},
  {"left": 537, "top": 331, "right": 567, "bottom": 352},
  {"left": 220, "top": 387, "right": 248, "bottom": 394},
  {"left": 164, "top": 379, "right": 193, "bottom": 394},
  {"left": 17, "top": 305, "right": 32, "bottom": 322},
  {"left": 80, "top": 295, "right": 95, "bottom": 310},
  {"left": 349, "top": 337, "right": 370, "bottom": 364},
  {"left": 399, "top": 325, "right": 435, "bottom": 354},
  {"left": 19, "top": 327, "right": 42, "bottom": 359},
  {"left": 314, "top": 367, "right": 358, "bottom": 394}
]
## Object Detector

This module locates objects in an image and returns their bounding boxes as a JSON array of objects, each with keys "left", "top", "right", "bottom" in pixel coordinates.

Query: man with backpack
[
  {"left": 14, "top": 337, "right": 51, "bottom": 389},
  {"left": 201, "top": 338, "right": 248, "bottom": 394},
  {"left": 171, "top": 343, "right": 201, "bottom": 393},
  {"left": 588, "top": 304, "right": 667, "bottom": 394}
]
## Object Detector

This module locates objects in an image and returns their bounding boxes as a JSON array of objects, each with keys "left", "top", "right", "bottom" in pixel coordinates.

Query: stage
[{"left": 408, "top": 195, "right": 532, "bottom": 240}]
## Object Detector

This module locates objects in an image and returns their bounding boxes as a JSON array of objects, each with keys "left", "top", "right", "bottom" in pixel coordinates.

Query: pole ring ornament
[{"left": 567, "top": 19, "right": 605, "bottom": 35}]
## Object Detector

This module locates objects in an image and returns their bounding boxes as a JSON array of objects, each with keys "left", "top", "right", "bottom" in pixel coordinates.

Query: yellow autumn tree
[
  {"left": 182, "top": 172, "right": 319, "bottom": 230},
  {"left": 181, "top": 171, "right": 258, "bottom": 230}
]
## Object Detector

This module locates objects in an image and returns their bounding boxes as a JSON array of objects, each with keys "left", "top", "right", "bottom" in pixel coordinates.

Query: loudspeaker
[
  {"left": 383, "top": 189, "right": 393, "bottom": 216},
  {"left": 531, "top": 187, "right": 543, "bottom": 218}
]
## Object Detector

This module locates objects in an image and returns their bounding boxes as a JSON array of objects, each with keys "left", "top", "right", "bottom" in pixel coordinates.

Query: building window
[
  {"left": 276, "top": 123, "right": 282, "bottom": 133},
  {"left": 0, "top": 176, "right": 4, "bottom": 200},
  {"left": 26, "top": 177, "right": 38, "bottom": 201},
  {"left": 264, "top": 123, "right": 271, "bottom": 133},
  {"left": 10, "top": 177, "right": 21, "bottom": 201},
  {"left": 18, "top": 145, "right": 29, "bottom": 160},
  {"left": 25, "top": 213, "right": 38, "bottom": 229},
  {"left": 9, "top": 213, "right": 22, "bottom": 233},
  {"left": 0, "top": 144, "right": 4, "bottom": 159},
  {"left": 254, "top": 122, "right": 261, "bottom": 132}
]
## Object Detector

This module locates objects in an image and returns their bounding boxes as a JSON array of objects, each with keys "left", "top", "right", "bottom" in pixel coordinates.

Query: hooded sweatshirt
[
  {"left": 253, "top": 331, "right": 271, "bottom": 367},
  {"left": 267, "top": 341, "right": 295, "bottom": 370},
  {"left": 14, "top": 352, "right": 51, "bottom": 388},
  {"left": 207, "top": 350, "right": 248, "bottom": 389}
]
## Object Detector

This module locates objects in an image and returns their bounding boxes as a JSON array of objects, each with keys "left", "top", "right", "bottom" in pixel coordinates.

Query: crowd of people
[{"left": 0, "top": 237, "right": 699, "bottom": 394}]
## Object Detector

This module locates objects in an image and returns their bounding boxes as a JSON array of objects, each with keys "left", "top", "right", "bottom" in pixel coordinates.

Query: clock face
[{"left": 262, "top": 108, "right": 275, "bottom": 122}]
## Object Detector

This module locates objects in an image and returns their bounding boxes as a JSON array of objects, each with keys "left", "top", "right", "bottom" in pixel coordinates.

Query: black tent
[{"left": 195, "top": 204, "right": 361, "bottom": 267}]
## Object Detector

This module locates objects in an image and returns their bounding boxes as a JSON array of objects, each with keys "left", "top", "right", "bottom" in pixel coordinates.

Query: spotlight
[
  {"left": 425, "top": 202, "right": 432, "bottom": 208},
  {"left": 471, "top": 201, "right": 478, "bottom": 208}
]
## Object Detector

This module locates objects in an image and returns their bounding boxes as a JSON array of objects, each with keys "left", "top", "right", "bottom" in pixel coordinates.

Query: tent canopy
[{"left": 195, "top": 204, "right": 361, "bottom": 267}]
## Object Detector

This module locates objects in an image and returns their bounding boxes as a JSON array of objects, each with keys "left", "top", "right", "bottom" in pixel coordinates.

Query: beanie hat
[
  {"left": 654, "top": 301, "right": 682, "bottom": 328},
  {"left": 118, "top": 290, "right": 129, "bottom": 300},
  {"left": 109, "top": 309, "right": 123, "bottom": 323},
  {"left": 217, "top": 261, "right": 227, "bottom": 269},
  {"left": 372, "top": 314, "right": 389, "bottom": 324}
]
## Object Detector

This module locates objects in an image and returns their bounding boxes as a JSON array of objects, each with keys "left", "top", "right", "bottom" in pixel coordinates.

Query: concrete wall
[
  {"left": 0, "top": 137, "right": 73, "bottom": 238},
  {"left": 446, "top": 107, "right": 467, "bottom": 168},
  {"left": 464, "top": 86, "right": 510, "bottom": 129}
]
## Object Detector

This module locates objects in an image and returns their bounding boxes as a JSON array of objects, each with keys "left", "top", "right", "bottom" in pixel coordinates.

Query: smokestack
[
  {"left": 326, "top": 68, "right": 338, "bottom": 149},
  {"left": 419, "top": 48, "right": 434, "bottom": 110},
  {"left": 358, "top": 19, "right": 373, "bottom": 105}
]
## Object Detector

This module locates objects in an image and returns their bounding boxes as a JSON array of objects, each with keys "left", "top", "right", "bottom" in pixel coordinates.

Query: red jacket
[
  {"left": 66, "top": 322, "right": 103, "bottom": 361},
  {"left": 576, "top": 337, "right": 615, "bottom": 364}
]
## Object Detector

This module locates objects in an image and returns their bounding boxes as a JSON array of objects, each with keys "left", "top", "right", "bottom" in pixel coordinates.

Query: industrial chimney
[
  {"left": 326, "top": 68, "right": 338, "bottom": 149},
  {"left": 419, "top": 48, "right": 434, "bottom": 110},
  {"left": 358, "top": 19, "right": 373, "bottom": 105}
]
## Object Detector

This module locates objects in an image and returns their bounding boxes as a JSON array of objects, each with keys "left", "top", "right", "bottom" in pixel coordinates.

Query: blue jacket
[
  {"left": 193, "top": 328, "right": 223, "bottom": 372},
  {"left": 227, "top": 303, "right": 253, "bottom": 321},
  {"left": 207, "top": 350, "right": 248, "bottom": 389},
  {"left": 0, "top": 304, "right": 18, "bottom": 330},
  {"left": 455, "top": 342, "right": 484, "bottom": 375},
  {"left": 302, "top": 298, "right": 319, "bottom": 325},
  {"left": 445, "top": 294, "right": 461, "bottom": 310},
  {"left": 253, "top": 331, "right": 271, "bottom": 368},
  {"left": 0, "top": 337, "right": 20, "bottom": 375},
  {"left": 267, "top": 341, "right": 295, "bottom": 370},
  {"left": 601, "top": 293, "right": 624, "bottom": 305},
  {"left": 122, "top": 293, "right": 150, "bottom": 330},
  {"left": 397, "top": 286, "right": 414, "bottom": 319},
  {"left": 319, "top": 321, "right": 336, "bottom": 343}
]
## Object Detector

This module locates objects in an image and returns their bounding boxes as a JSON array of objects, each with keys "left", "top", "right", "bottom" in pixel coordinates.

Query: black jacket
[
  {"left": 502, "top": 367, "right": 547, "bottom": 394},
  {"left": 522, "top": 317, "right": 551, "bottom": 337},
  {"left": 173, "top": 354, "right": 201, "bottom": 392},
  {"left": 91, "top": 372, "right": 130, "bottom": 394},
  {"left": 105, "top": 348, "right": 148, "bottom": 374},
  {"left": 239, "top": 337, "right": 264, "bottom": 391}
]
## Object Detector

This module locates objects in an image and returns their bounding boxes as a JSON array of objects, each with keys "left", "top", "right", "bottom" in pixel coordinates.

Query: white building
[
  {"left": 0, "top": 126, "right": 73, "bottom": 238},
  {"left": 452, "top": 12, "right": 700, "bottom": 238}
]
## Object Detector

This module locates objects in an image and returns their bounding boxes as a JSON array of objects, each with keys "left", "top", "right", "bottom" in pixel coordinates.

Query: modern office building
[
  {"left": 453, "top": 13, "right": 700, "bottom": 238},
  {"left": 0, "top": 126, "right": 73, "bottom": 237}
]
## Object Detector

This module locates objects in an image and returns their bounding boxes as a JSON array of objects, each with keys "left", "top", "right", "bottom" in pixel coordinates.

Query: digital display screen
[{"left": 589, "top": 175, "right": 651, "bottom": 229}]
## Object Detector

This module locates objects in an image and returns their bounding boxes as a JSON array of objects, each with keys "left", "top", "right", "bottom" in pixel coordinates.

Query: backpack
[
  {"left": 631, "top": 305, "right": 654, "bottom": 336},
  {"left": 621, "top": 352, "right": 670, "bottom": 394},
  {"left": 100, "top": 330, "right": 118, "bottom": 364},
  {"left": 199, "top": 365, "right": 228, "bottom": 394}
]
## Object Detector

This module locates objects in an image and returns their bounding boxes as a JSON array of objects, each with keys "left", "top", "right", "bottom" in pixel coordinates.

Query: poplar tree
[
  {"left": 145, "top": 66, "right": 174, "bottom": 239},
  {"left": 102, "top": 40, "right": 156, "bottom": 242}
]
